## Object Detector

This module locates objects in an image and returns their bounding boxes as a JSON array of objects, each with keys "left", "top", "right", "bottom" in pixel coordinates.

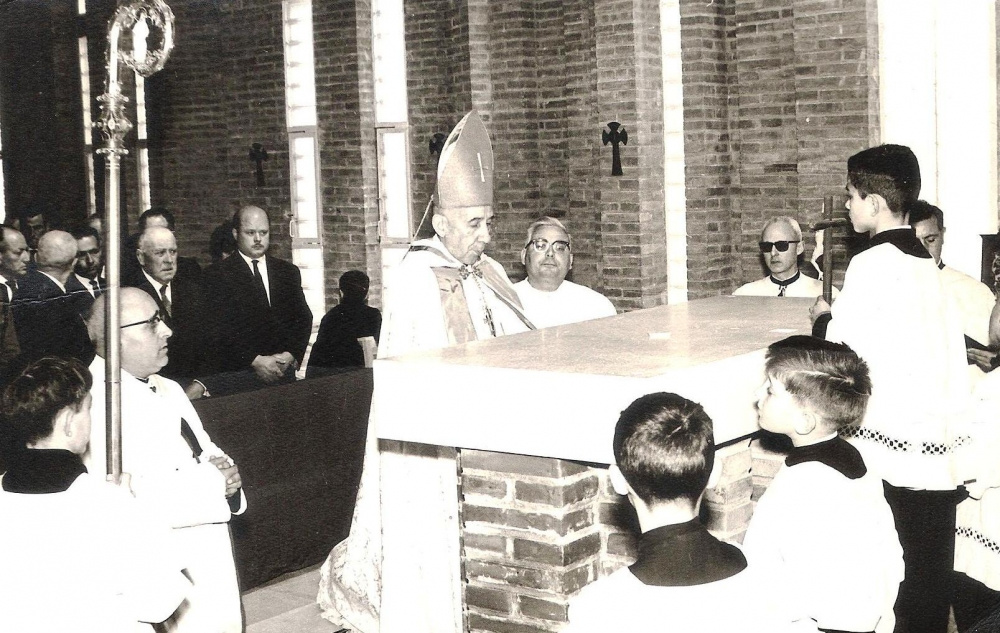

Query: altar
[{"left": 372, "top": 296, "right": 813, "bottom": 633}]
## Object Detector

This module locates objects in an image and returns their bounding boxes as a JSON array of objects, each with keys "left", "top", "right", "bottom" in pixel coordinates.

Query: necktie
[
  {"left": 90, "top": 279, "right": 100, "bottom": 297},
  {"left": 252, "top": 259, "right": 269, "bottom": 306},
  {"left": 160, "top": 284, "right": 171, "bottom": 317},
  {"left": 0, "top": 283, "right": 8, "bottom": 304}
]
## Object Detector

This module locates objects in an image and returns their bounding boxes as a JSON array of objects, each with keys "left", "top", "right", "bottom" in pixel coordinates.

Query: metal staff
[{"left": 94, "top": 0, "right": 174, "bottom": 480}]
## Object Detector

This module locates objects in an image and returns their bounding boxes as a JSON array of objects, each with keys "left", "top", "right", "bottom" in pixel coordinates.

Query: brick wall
[
  {"left": 0, "top": 0, "right": 87, "bottom": 226},
  {"left": 0, "top": 0, "right": 881, "bottom": 305},
  {"left": 146, "top": 0, "right": 295, "bottom": 265}
]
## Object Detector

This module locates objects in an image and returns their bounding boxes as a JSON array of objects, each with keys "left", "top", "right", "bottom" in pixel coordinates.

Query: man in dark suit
[
  {"left": 0, "top": 226, "right": 30, "bottom": 377},
  {"left": 69, "top": 224, "right": 105, "bottom": 316},
  {"left": 12, "top": 230, "right": 93, "bottom": 363},
  {"left": 126, "top": 226, "right": 207, "bottom": 395},
  {"left": 123, "top": 207, "right": 203, "bottom": 286},
  {"left": 202, "top": 205, "right": 312, "bottom": 394}
]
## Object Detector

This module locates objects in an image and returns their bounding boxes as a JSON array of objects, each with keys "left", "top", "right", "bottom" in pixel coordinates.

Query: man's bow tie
[{"left": 459, "top": 263, "right": 484, "bottom": 280}]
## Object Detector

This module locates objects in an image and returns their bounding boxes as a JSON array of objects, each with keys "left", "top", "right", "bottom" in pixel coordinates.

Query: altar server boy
[
  {"left": 809, "top": 144, "right": 969, "bottom": 633},
  {"left": 743, "top": 336, "right": 903, "bottom": 633},
  {"left": 566, "top": 392, "right": 779, "bottom": 633},
  {"left": 0, "top": 356, "right": 189, "bottom": 633}
]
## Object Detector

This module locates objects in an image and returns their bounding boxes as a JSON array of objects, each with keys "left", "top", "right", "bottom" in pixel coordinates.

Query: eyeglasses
[
  {"left": 758, "top": 240, "right": 800, "bottom": 253},
  {"left": 527, "top": 238, "right": 571, "bottom": 254},
  {"left": 120, "top": 313, "right": 163, "bottom": 330}
]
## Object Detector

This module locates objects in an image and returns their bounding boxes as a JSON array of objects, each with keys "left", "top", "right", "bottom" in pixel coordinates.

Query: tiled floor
[{"left": 243, "top": 565, "right": 341, "bottom": 633}]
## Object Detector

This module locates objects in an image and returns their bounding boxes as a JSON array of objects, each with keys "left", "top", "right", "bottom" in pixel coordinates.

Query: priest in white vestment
[
  {"left": 514, "top": 216, "right": 616, "bottom": 328},
  {"left": 84, "top": 289, "right": 246, "bottom": 633},
  {"left": 318, "top": 110, "right": 532, "bottom": 632}
]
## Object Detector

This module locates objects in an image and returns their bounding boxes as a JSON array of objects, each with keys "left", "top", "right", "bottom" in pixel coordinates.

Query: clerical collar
[
  {"left": 769, "top": 271, "right": 800, "bottom": 288},
  {"left": 630, "top": 518, "right": 747, "bottom": 586},
  {"left": 863, "top": 226, "right": 931, "bottom": 258},
  {"left": 2, "top": 448, "right": 87, "bottom": 494},
  {"left": 785, "top": 435, "right": 866, "bottom": 479}
]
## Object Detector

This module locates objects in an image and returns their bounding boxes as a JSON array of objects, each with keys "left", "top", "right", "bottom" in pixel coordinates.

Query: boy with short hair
[
  {"left": 743, "top": 335, "right": 903, "bottom": 633},
  {"left": 809, "top": 144, "right": 969, "bottom": 633},
  {"left": 566, "top": 392, "right": 777, "bottom": 633},
  {"left": 0, "top": 356, "right": 188, "bottom": 633}
]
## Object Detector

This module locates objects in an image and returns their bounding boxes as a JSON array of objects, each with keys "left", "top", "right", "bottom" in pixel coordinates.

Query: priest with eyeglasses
[
  {"left": 514, "top": 216, "right": 617, "bottom": 328},
  {"left": 733, "top": 216, "right": 838, "bottom": 298}
]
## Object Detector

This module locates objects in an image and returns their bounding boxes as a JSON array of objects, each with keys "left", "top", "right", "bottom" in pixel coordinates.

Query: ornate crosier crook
[{"left": 95, "top": 0, "right": 175, "bottom": 481}]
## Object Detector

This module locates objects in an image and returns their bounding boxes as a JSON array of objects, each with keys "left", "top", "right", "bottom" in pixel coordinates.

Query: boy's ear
[
  {"left": 868, "top": 193, "right": 885, "bottom": 217},
  {"left": 55, "top": 406, "right": 74, "bottom": 439},
  {"left": 608, "top": 464, "right": 631, "bottom": 496},
  {"left": 793, "top": 406, "right": 819, "bottom": 437}
]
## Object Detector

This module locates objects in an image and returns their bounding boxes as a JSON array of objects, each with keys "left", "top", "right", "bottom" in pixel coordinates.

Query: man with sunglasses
[
  {"left": 733, "top": 216, "right": 832, "bottom": 298},
  {"left": 514, "top": 216, "right": 616, "bottom": 328},
  {"left": 84, "top": 288, "right": 246, "bottom": 633}
]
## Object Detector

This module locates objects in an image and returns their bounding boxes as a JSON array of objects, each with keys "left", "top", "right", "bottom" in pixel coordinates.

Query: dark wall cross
[
  {"left": 429, "top": 132, "right": 447, "bottom": 157},
  {"left": 602, "top": 122, "right": 628, "bottom": 176},
  {"left": 249, "top": 143, "right": 268, "bottom": 187}
]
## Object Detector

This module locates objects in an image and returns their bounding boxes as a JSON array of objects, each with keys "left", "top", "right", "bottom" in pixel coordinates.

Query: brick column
[
  {"left": 314, "top": 0, "right": 381, "bottom": 305},
  {"left": 462, "top": 450, "right": 602, "bottom": 633},
  {"left": 595, "top": 0, "right": 667, "bottom": 310}
]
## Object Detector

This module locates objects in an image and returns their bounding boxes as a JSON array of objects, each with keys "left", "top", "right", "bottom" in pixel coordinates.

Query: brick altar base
[{"left": 458, "top": 438, "right": 760, "bottom": 632}]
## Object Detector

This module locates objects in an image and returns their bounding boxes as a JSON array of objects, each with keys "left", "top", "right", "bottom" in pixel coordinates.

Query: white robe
[
  {"left": 379, "top": 236, "right": 529, "bottom": 357},
  {"left": 85, "top": 356, "right": 246, "bottom": 633},
  {"left": 825, "top": 236, "right": 970, "bottom": 490},
  {"left": 733, "top": 273, "right": 835, "bottom": 298},
  {"left": 743, "top": 456, "right": 903, "bottom": 632},
  {"left": 513, "top": 279, "right": 616, "bottom": 328},
  {"left": 0, "top": 472, "right": 189, "bottom": 633},
  {"left": 955, "top": 370, "right": 1000, "bottom": 590},
  {"left": 940, "top": 264, "right": 996, "bottom": 347},
  {"left": 566, "top": 563, "right": 793, "bottom": 633},
  {"left": 320, "top": 237, "right": 526, "bottom": 633}
]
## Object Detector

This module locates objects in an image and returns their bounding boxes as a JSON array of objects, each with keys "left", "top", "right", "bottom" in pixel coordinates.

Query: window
[
  {"left": 282, "top": 0, "right": 326, "bottom": 325},
  {"left": 134, "top": 71, "right": 150, "bottom": 213},
  {"left": 78, "top": 35, "right": 97, "bottom": 217},
  {"left": 372, "top": 0, "right": 412, "bottom": 292}
]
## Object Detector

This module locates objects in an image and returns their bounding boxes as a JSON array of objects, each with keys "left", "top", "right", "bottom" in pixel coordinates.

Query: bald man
[
  {"left": 202, "top": 206, "right": 312, "bottom": 394},
  {"left": 12, "top": 230, "right": 94, "bottom": 362},
  {"left": 85, "top": 288, "right": 245, "bottom": 633}
]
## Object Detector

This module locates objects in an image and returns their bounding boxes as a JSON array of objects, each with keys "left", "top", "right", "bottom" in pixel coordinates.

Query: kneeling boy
[
  {"left": 567, "top": 392, "right": 778, "bottom": 632},
  {"left": 743, "top": 336, "right": 903, "bottom": 633}
]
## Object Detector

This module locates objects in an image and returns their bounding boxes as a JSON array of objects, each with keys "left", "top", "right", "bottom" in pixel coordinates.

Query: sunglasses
[{"left": 758, "top": 240, "right": 800, "bottom": 253}]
